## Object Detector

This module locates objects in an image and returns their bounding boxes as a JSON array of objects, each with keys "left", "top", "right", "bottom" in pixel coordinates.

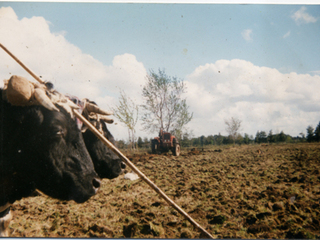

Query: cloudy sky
[{"left": 0, "top": 2, "right": 319, "bottom": 141}]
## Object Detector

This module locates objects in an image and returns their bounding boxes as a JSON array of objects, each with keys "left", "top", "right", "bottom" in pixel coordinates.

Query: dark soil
[{"left": 8, "top": 143, "right": 320, "bottom": 238}]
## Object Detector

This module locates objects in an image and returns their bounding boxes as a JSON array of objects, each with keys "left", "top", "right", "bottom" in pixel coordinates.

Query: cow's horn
[
  {"left": 85, "top": 102, "right": 113, "bottom": 115},
  {"left": 34, "top": 88, "right": 59, "bottom": 112},
  {"left": 66, "top": 98, "right": 80, "bottom": 109},
  {"left": 99, "top": 115, "right": 114, "bottom": 124}
]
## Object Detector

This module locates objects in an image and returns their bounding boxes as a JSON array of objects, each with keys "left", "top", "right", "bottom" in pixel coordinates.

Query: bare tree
[
  {"left": 141, "top": 69, "right": 193, "bottom": 137},
  {"left": 225, "top": 117, "right": 242, "bottom": 145},
  {"left": 112, "top": 90, "right": 138, "bottom": 150}
]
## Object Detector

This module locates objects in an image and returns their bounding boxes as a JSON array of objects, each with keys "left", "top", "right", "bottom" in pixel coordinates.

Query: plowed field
[{"left": 8, "top": 143, "right": 320, "bottom": 238}]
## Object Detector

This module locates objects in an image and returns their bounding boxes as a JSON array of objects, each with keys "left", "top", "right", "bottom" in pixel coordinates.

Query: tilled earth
[{"left": 8, "top": 143, "right": 320, "bottom": 238}]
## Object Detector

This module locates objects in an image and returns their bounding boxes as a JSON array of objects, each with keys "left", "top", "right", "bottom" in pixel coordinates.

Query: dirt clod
[
  {"left": 123, "top": 223, "right": 138, "bottom": 238},
  {"left": 208, "top": 215, "right": 227, "bottom": 225},
  {"left": 247, "top": 224, "right": 271, "bottom": 234},
  {"left": 272, "top": 202, "right": 285, "bottom": 211}
]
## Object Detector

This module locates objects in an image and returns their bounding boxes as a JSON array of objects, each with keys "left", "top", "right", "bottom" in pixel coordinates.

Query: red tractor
[{"left": 151, "top": 129, "right": 180, "bottom": 156}]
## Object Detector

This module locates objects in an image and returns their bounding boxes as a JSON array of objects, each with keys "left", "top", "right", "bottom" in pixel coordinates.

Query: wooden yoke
[{"left": 0, "top": 43, "right": 214, "bottom": 239}]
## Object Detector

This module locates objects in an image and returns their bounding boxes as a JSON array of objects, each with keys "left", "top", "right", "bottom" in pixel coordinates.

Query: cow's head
[
  {"left": 80, "top": 99, "right": 126, "bottom": 179},
  {"left": 2, "top": 76, "right": 100, "bottom": 203},
  {"left": 8, "top": 104, "right": 100, "bottom": 203}
]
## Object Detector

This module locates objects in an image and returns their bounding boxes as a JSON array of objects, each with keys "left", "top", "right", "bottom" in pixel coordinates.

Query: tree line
[
  {"left": 115, "top": 118, "right": 318, "bottom": 149},
  {"left": 306, "top": 122, "right": 320, "bottom": 142},
  {"left": 115, "top": 130, "right": 307, "bottom": 150}
]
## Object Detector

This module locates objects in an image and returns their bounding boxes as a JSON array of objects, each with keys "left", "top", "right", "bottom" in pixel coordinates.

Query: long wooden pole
[
  {"left": 0, "top": 43, "right": 214, "bottom": 239},
  {"left": 73, "top": 111, "right": 214, "bottom": 238},
  {"left": 0, "top": 43, "right": 44, "bottom": 84}
]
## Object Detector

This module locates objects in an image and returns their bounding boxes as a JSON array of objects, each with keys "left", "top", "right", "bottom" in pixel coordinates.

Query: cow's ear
[
  {"left": 16, "top": 107, "right": 44, "bottom": 127},
  {"left": 34, "top": 108, "right": 44, "bottom": 125},
  {"left": 100, "top": 119, "right": 114, "bottom": 140},
  {"left": 100, "top": 119, "right": 108, "bottom": 132},
  {"left": 81, "top": 125, "right": 88, "bottom": 133},
  {"left": 27, "top": 108, "right": 44, "bottom": 127}
]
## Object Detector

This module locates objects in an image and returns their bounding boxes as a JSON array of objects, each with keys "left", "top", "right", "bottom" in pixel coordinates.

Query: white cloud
[
  {"left": 283, "top": 31, "right": 291, "bottom": 38},
  {"left": 241, "top": 29, "right": 253, "bottom": 42},
  {"left": 0, "top": 6, "right": 147, "bottom": 140},
  {"left": 185, "top": 59, "right": 320, "bottom": 137},
  {"left": 103, "top": 53, "right": 147, "bottom": 102},
  {"left": 309, "top": 70, "right": 320, "bottom": 75},
  {"left": 291, "top": 6, "right": 318, "bottom": 25}
]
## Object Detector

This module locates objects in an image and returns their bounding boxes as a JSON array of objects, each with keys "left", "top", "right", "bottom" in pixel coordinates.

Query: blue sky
[
  {"left": 4, "top": 3, "right": 320, "bottom": 77},
  {"left": 1, "top": 2, "right": 320, "bottom": 78},
  {"left": 0, "top": 2, "right": 320, "bottom": 140}
]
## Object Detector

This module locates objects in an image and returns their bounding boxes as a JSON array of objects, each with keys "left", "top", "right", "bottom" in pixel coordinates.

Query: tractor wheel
[
  {"left": 151, "top": 140, "right": 158, "bottom": 154},
  {"left": 173, "top": 144, "right": 180, "bottom": 156}
]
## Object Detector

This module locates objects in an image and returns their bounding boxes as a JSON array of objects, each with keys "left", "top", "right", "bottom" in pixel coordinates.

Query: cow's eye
[
  {"left": 56, "top": 130, "right": 64, "bottom": 136},
  {"left": 54, "top": 129, "right": 65, "bottom": 138}
]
